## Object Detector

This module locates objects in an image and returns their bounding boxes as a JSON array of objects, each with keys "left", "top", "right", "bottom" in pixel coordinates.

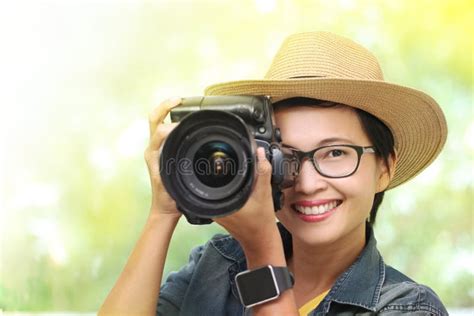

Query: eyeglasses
[{"left": 281, "top": 144, "right": 376, "bottom": 179}]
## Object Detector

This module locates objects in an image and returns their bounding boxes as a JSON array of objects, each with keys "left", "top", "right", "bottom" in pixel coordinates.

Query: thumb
[{"left": 256, "top": 147, "right": 272, "bottom": 182}]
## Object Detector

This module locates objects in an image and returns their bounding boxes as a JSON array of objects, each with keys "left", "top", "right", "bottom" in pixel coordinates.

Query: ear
[{"left": 376, "top": 152, "right": 397, "bottom": 193}]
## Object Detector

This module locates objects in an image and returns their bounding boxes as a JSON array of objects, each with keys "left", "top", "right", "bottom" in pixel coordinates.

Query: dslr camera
[{"left": 159, "top": 95, "right": 294, "bottom": 225}]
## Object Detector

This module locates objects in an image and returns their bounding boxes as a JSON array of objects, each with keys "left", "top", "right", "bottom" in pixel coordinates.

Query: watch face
[{"left": 236, "top": 266, "right": 279, "bottom": 307}]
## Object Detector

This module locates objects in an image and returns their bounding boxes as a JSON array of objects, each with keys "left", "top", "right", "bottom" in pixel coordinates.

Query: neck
[{"left": 288, "top": 223, "right": 368, "bottom": 297}]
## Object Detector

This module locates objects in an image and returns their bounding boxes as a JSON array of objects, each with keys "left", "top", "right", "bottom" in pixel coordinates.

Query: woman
[{"left": 99, "top": 32, "right": 448, "bottom": 315}]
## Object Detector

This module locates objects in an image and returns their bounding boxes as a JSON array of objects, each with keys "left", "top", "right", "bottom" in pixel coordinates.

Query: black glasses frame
[{"left": 282, "top": 144, "right": 376, "bottom": 178}]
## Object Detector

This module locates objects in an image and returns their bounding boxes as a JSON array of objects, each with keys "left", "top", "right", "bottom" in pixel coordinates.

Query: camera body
[{"left": 159, "top": 95, "right": 291, "bottom": 225}]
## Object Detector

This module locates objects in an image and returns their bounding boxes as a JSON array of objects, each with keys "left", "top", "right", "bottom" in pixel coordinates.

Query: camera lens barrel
[{"left": 160, "top": 110, "right": 256, "bottom": 221}]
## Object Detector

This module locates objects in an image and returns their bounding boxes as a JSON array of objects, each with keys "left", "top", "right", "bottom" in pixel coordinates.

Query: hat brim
[{"left": 205, "top": 78, "right": 447, "bottom": 189}]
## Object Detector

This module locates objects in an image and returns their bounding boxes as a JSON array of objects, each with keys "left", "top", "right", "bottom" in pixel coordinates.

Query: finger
[
  {"left": 144, "top": 122, "right": 179, "bottom": 177},
  {"left": 256, "top": 147, "right": 272, "bottom": 183},
  {"left": 149, "top": 122, "right": 179, "bottom": 151},
  {"left": 148, "top": 97, "right": 182, "bottom": 137}
]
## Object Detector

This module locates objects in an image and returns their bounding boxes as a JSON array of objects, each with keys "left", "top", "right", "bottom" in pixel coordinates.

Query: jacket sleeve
[{"left": 156, "top": 244, "right": 205, "bottom": 316}]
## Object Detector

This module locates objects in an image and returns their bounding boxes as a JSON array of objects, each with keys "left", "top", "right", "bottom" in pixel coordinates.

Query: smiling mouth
[{"left": 291, "top": 200, "right": 342, "bottom": 216}]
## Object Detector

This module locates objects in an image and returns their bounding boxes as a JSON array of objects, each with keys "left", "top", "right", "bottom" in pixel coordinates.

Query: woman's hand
[
  {"left": 215, "top": 147, "right": 293, "bottom": 316},
  {"left": 99, "top": 98, "right": 184, "bottom": 315},
  {"left": 144, "top": 97, "right": 182, "bottom": 219},
  {"left": 214, "top": 147, "right": 281, "bottom": 252}
]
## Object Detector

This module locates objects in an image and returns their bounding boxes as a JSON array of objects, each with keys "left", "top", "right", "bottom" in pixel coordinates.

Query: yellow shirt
[{"left": 298, "top": 289, "right": 330, "bottom": 316}]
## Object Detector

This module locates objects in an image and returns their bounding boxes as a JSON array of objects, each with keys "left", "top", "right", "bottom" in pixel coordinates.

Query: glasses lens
[{"left": 313, "top": 145, "right": 358, "bottom": 177}]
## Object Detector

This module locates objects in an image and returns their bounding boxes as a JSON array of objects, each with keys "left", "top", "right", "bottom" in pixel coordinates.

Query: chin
[{"left": 297, "top": 224, "right": 343, "bottom": 245}]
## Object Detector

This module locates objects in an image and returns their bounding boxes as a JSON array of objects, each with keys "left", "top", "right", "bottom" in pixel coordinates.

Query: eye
[
  {"left": 329, "top": 149, "right": 344, "bottom": 157},
  {"left": 316, "top": 146, "right": 351, "bottom": 161}
]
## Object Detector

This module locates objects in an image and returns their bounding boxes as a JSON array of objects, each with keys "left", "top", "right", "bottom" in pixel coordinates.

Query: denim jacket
[{"left": 157, "top": 224, "right": 448, "bottom": 315}]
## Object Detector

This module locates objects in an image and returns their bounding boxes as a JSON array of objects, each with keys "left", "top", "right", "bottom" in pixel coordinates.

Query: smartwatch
[{"left": 235, "top": 265, "right": 294, "bottom": 308}]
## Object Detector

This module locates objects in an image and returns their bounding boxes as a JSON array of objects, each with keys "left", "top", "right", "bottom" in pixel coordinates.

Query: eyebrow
[{"left": 282, "top": 137, "right": 356, "bottom": 150}]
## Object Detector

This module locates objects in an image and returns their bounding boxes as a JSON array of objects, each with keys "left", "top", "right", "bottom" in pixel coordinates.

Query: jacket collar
[
  {"left": 321, "top": 224, "right": 385, "bottom": 312},
  {"left": 211, "top": 223, "right": 385, "bottom": 312}
]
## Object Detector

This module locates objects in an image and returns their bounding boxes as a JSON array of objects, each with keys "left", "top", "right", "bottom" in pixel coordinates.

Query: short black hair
[{"left": 273, "top": 97, "right": 395, "bottom": 225}]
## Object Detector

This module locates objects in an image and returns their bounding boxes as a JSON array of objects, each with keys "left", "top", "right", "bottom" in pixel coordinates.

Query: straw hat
[{"left": 205, "top": 31, "right": 447, "bottom": 189}]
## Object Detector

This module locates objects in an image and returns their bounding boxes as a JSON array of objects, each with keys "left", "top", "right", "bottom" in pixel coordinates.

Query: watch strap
[{"left": 272, "top": 266, "right": 294, "bottom": 292}]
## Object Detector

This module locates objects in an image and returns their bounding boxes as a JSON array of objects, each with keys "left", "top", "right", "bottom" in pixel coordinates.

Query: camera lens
[
  {"left": 160, "top": 109, "right": 255, "bottom": 219},
  {"left": 194, "top": 141, "right": 238, "bottom": 188}
]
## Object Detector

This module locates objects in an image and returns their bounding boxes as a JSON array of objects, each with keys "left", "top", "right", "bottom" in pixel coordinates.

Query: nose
[{"left": 293, "top": 158, "right": 329, "bottom": 194}]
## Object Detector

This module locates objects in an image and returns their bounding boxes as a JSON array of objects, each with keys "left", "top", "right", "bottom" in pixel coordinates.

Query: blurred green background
[{"left": 0, "top": 0, "right": 472, "bottom": 312}]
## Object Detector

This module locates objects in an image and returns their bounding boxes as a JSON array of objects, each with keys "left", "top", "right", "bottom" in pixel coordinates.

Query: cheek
[
  {"left": 341, "top": 178, "right": 375, "bottom": 214},
  {"left": 343, "top": 164, "right": 380, "bottom": 212}
]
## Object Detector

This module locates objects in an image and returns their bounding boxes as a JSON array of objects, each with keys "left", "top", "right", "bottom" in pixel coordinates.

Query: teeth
[{"left": 295, "top": 201, "right": 338, "bottom": 215}]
